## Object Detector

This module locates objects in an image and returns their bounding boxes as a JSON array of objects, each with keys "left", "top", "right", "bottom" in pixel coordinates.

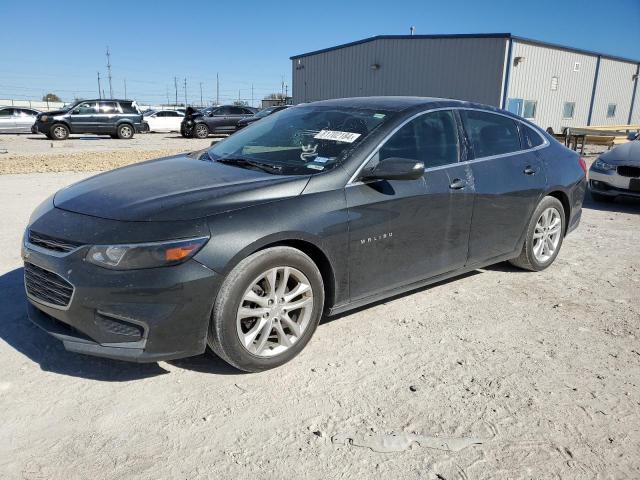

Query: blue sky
[{"left": 1, "top": 0, "right": 638, "bottom": 106}]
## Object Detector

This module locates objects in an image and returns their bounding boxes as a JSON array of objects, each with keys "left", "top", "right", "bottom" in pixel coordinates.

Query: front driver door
[
  {"left": 69, "top": 101, "right": 98, "bottom": 133},
  {"left": 346, "top": 109, "right": 474, "bottom": 300}
]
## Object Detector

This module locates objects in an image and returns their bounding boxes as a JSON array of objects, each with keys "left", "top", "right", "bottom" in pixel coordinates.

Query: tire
[
  {"left": 509, "top": 196, "right": 566, "bottom": 272},
  {"left": 180, "top": 124, "right": 192, "bottom": 137},
  {"left": 116, "top": 123, "right": 134, "bottom": 139},
  {"left": 208, "top": 247, "right": 325, "bottom": 372},
  {"left": 49, "top": 123, "right": 69, "bottom": 140},
  {"left": 591, "top": 191, "right": 614, "bottom": 203},
  {"left": 140, "top": 122, "right": 150, "bottom": 133},
  {"left": 193, "top": 123, "right": 209, "bottom": 139}
]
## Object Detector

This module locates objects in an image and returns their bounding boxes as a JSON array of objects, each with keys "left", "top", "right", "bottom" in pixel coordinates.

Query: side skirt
[{"left": 328, "top": 249, "right": 521, "bottom": 316}]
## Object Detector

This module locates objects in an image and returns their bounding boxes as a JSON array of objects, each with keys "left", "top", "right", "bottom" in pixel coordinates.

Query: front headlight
[
  {"left": 40, "top": 115, "right": 49, "bottom": 122},
  {"left": 86, "top": 237, "right": 209, "bottom": 270},
  {"left": 593, "top": 158, "right": 616, "bottom": 171}
]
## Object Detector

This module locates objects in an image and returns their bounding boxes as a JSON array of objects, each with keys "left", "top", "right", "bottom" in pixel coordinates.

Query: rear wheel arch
[{"left": 546, "top": 190, "right": 571, "bottom": 236}]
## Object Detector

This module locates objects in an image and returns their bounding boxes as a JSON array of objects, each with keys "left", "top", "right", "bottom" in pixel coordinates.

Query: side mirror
[
  {"left": 360, "top": 157, "right": 425, "bottom": 181},
  {"left": 627, "top": 132, "right": 639, "bottom": 141}
]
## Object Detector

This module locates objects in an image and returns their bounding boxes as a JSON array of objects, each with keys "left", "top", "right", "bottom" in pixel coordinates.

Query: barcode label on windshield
[{"left": 314, "top": 130, "right": 361, "bottom": 143}]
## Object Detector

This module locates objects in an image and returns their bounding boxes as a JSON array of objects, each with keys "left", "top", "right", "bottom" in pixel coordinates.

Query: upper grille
[
  {"left": 24, "top": 262, "right": 74, "bottom": 308},
  {"left": 617, "top": 165, "right": 640, "bottom": 178},
  {"left": 28, "top": 230, "right": 83, "bottom": 253}
]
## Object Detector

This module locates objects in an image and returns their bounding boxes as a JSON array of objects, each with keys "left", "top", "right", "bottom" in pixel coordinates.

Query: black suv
[
  {"left": 32, "top": 99, "right": 143, "bottom": 140},
  {"left": 181, "top": 105, "right": 257, "bottom": 138}
]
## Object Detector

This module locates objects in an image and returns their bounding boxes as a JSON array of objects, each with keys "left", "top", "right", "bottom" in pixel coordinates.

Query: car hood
[
  {"left": 39, "top": 109, "right": 68, "bottom": 118},
  {"left": 53, "top": 153, "right": 311, "bottom": 221},
  {"left": 599, "top": 140, "right": 640, "bottom": 165}
]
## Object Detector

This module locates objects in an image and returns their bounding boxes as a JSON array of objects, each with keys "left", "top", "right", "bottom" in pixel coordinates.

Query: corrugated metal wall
[
  {"left": 590, "top": 58, "right": 638, "bottom": 126},
  {"left": 291, "top": 37, "right": 506, "bottom": 106},
  {"left": 506, "top": 41, "right": 597, "bottom": 132}
]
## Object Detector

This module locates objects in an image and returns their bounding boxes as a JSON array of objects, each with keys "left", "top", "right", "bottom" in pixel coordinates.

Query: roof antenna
[{"left": 410, "top": 26, "right": 416, "bottom": 36}]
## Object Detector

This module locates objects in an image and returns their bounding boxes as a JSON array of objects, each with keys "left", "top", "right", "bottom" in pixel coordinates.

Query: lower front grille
[
  {"left": 617, "top": 165, "right": 640, "bottom": 178},
  {"left": 24, "top": 262, "right": 74, "bottom": 308},
  {"left": 95, "top": 313, "right": 144, "bottom": 340}
]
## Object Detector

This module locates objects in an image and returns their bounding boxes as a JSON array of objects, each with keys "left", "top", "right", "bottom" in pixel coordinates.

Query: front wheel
[
  {"left": 509, "top": 196, "right": 565, "bottom": 271},
  {"left": 49, "top": 123, "right": 69, "bottom": 140},
  {"left": 208, "top": 247, "right": 325, "bottom": 372},
  {"left": 116, "top": 123, "right": 134, "bottom": 139},
  {"left": 193, "top": 123, "right": 209, "bottom": 139}
]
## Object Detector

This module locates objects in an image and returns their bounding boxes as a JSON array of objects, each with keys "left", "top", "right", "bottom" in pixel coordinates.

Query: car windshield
[
  {"left": 208, "top": 105, "right": 393, "bottom": 175},
  {"left": 254, "top": 107, "right": 277, "bottom": 118}
]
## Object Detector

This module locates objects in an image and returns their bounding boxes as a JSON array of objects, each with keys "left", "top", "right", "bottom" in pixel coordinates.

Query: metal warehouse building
[{"left": 291, "top": 33, "right": 640, "bottom": 132}]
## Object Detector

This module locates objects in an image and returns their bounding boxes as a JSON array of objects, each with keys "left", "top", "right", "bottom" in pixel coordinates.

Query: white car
[
  {"left": 0, "top": 106, "right": 40, "bottom": 133},
  {"left": 142, "top": 110, "right": 184, "bottom": 133}
]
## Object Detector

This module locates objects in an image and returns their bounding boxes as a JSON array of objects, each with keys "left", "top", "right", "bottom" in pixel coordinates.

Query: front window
[
  {"left": 208, "top": 105, "right": 393, "bottom": 175},
  {"left": 72, "top": 102, "right": 97, "bottom": 114}
]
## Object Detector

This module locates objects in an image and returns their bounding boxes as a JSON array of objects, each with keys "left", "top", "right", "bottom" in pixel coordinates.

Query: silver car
[
  {"left": 0, "top": 106, "right": 40, "bottom": 133},
  {"left": 589, "top": 134, "right": 640, "bottom": 201}
]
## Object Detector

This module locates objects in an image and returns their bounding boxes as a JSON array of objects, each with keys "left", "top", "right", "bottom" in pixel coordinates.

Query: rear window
[
  {"left": 520, "top": 124, "right": 545, "bottom": 148},
  {"left": 461, "top": 110, "right": 521, "bottom": 158},
  {"left": 119, "top": 102, "right": 139, "bottom": 114}
]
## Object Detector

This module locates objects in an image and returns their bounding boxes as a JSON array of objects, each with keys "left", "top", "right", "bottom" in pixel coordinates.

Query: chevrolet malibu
[{"left": 23, "top": 97, "right": 587, "bottom": 372}]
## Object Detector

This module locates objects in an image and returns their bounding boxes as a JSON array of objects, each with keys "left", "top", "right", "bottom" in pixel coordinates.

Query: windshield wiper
[{"left": 216, "top": 157, "right": 283, "bottom": 174}]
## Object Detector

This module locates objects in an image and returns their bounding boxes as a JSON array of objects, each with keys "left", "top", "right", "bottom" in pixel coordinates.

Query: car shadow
[
  {"left": 582, "top": 190, "right": 640, "bottom": 214},
  {"left": 0, "top": 267, "right": 201, "bottom": 381}
]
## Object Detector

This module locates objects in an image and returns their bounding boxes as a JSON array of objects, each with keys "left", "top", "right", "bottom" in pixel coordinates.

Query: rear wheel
[
  {"left": 208, "top": 247, "right": 324, "bottom": 372},
  {"left": 116, "top": 123, "right": 134, "bottom": 139},
  {"left": 49, "top": 123, "right": 69, "bottom": 140},
  {"left": 193, "top": 123, "right": 209, "bottom": 139},
  {"left": 509, "top": 196, "right": 565, "bottom": 271}
]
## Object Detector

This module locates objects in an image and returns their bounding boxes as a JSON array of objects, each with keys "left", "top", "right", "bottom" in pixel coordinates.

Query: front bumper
[
  {"left": 589, "top": 168, "right": 640, "bottom": 198},
  {"left": 22, "top": 207, "right": 221, "bottom": 363}
]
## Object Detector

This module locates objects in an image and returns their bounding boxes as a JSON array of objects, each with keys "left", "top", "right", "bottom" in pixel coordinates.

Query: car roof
[{"left": 302, "top": 96, "right": 493, "bottom": 112}]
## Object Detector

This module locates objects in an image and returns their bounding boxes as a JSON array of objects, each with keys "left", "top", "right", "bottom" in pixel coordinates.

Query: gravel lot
[
  {"left": 0, "top": 133, "right": 216, "bottom": 174},
  {"left": 0, "top": 150, "right": 638, "bottom": 479}
]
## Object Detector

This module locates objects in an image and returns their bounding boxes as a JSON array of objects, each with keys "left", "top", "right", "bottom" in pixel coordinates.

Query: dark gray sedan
[{"left": 589, "top": 136, "right": 640, "bottom": 201}]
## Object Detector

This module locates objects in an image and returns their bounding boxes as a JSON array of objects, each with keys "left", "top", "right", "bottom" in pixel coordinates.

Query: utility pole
[
  {"left": 184, "top": 77, "right": 187, "bottom": 106},
  {"left": 124, "top": 78, "right": 127, "bottom": 99},
  {"left": 97, "top": 72, "right": 102, "bottom": 99},
  {"left": 238, "top": 89, "right": 241, "bottom": 104},
  {"left": 106, "top": 46, "right": 113, "bottom": 98},
  {"left": 199, "top": 82, "right": 203, "bottom": 107},
  {"left": 166, "top": 86, "right": 169, "bottom": 106},
  {"left": 216, "top": 73, "right": 219, "bottom": 106},
  {"left": 174, "top": 77, "right": 178, "bottom": 106},
  {"left": 251, "top": 84, "right": 254, "bottom": 108}
]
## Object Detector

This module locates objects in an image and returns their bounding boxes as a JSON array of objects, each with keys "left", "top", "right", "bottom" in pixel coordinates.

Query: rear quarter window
[
  {"left": 461, "top": 110, "right": 521, "bottom": 158},
  {"left": 119, "top": 102, "right": 139, "bottom": 114},
  {"left": 520, "top": 124, "right": 545, "bottom": 148}
]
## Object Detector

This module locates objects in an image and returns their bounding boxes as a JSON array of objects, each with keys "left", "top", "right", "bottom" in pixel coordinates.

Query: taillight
[{"left": 578, "top": 157, "right": 587, "bottom": 174}]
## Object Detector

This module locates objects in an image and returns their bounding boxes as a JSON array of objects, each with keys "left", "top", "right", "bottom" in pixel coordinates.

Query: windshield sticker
[
  {"left": 313, "top": 156, "right": 330, "bottom": 164},
  {"left": 314, "top": 130, "right": 361, "bottom": 143},
  {"left": 300, "top": 143, "right": 318, "bottom": 161},
  {"left": 307, "top": 164, "right": 324, "bottom": 171},
  {"left": 373, "top": 113, "right": 386, "bottom": 119}
]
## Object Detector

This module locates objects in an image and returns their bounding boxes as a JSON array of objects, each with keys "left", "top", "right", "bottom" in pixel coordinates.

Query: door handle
[
  {"left": 449, "top": 178, "right": 466, "bottom": 190},
  {"left": 523, "top": 166, "right": 537, "bottom": 175}
]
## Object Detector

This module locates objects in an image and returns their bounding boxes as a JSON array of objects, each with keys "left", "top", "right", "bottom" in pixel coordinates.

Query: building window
[
  {"left": 523, "top": 100, "right": 537, "bottom": 119},
  {"left": 573, "top": 62, "right": 581, "bottom": 72},
  {"left": 562, "top": 102, "right": 575, "bottom": 119},
  {"left": 607, "top": 103, "right": 617, "bottom": 118},
  {"left": 551, "top": 76, "right": 559, "bottom": 91}
]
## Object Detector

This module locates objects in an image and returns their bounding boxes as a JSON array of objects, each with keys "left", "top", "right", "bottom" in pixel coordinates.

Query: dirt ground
[
  {"left": 0, "top": 152, "right": 639, "bottom": 479},
  {"left": 0, "top": 133, "right": 216, "bottom": 174}
]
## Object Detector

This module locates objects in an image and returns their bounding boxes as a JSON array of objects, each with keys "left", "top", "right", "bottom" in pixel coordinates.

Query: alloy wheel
[
  {"left": 53, "top": 126, "right": 67, "bottom": 139},
  {"left": 120, "top": 125, "right": 133, "bottom": 138},
  {"left": 532, "top": 207, "right": 562, "bottom": 263},
  {"left": 236, "top": 266, "right": 314, "bottom": 357}
]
